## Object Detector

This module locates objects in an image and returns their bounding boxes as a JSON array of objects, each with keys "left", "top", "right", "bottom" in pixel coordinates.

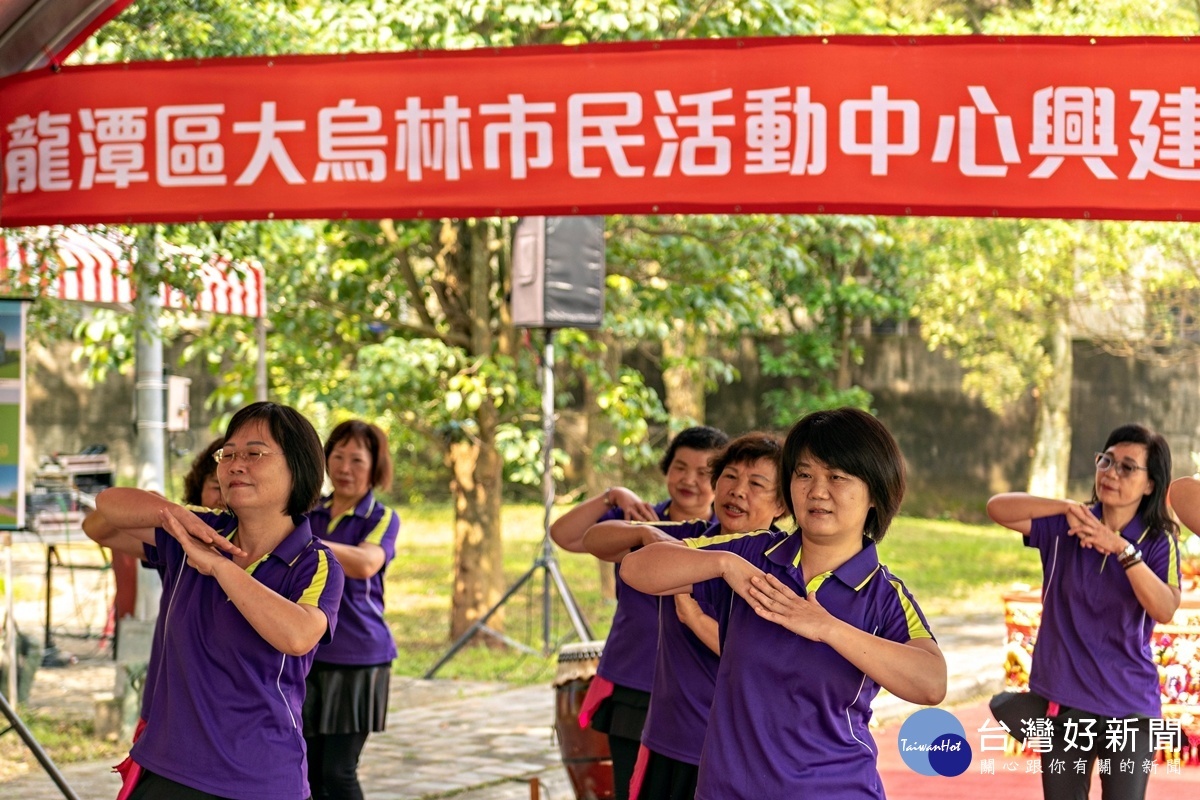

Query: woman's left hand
[
  {"left": 1065, "top": 501, "right": 1126, "bottom": 554},
  {"left": 746, "top": 573, "right": 832, "bottom": 642}
]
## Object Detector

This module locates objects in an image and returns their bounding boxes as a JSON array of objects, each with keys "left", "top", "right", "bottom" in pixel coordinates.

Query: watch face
[{"left": 1121, "top": 542, "right": 1137, "bottom": 557}]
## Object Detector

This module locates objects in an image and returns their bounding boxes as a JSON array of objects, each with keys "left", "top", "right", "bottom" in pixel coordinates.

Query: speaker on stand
[{"left": 425, "top": 216, "right": 605, "bottom": 676}]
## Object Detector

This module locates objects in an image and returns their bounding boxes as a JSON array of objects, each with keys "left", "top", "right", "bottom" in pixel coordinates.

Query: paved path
[{"left": 3, "top": 610, "right": 1123, "bottom": 800}]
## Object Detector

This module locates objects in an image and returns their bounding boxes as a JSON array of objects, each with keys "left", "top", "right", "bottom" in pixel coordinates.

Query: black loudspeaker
[{"left": 511, "top": 216, "right": 605, "bottom": 329}]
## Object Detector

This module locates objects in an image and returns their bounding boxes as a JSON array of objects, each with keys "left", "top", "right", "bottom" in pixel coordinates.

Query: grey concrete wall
[
  {"left": 709, "top": 334, "right": 1200, "bottom": 522},
  {"left": 25, "top": 339, "right": 225, "bottom": 492}
]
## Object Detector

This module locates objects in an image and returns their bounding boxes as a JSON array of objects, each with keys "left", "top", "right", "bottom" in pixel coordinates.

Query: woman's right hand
[
  {"left": 639, "top": 525, "right": 682, "bottom": 548},
  {"left": 719, "top": 552, "right": 767, "bottom": 602},
  {"left": 159, "top": 505, "right": 245, "bottom": 573}
]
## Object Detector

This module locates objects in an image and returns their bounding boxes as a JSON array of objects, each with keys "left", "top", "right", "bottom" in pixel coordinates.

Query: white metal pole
[
  {"left": 133, "top": 228, "right": 164, "bottom": 622},
  {"left": 541, "top": 331, "right": 555, "bottom": 651}
]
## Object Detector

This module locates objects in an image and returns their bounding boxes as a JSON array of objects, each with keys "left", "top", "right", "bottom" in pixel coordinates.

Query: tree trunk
[
  {"left": 835, "top": 309, "right": 853, "bottom": 391},
  {"left": 1027, "top": 311, "right": 1073, "bottom": 498},
  {"left": 448, "top": 220, "right": 506, "bottom": 640},
  {"left": 449, "top": 395, "right": 505, "bottom": 639},
  {"left": 662, "top": 322, "right": 706, "bottom": 431}
]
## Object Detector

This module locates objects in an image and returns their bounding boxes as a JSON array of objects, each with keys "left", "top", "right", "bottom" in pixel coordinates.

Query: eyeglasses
[
  {"left": 1094, "top": 452, "right": 1149, "bottom": 479},
  {"left": 213, "top": 448, "right": 278, "bottom": 465}
]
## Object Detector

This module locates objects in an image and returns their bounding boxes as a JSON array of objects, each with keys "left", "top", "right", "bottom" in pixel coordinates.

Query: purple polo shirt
[
  {"left": 134, "top": 510, "right": 344, "bottom": 800},
  {"left": 309, "top": 491, "right": 400, "bottom": 666},
  {"left": 138, "top": 503, "right": 217, "bottom": 719},
  {"left": 597, "top": 500, "right": 716, "bottom": 691},
  {"left": 1026, "top": 507, "right": 1181, "bottom": 719},
  {"left": 695, "top": 531, "right": 934, "bottom": 800},
  {"left": 641, "top": 524, "right": 785, "bottom": 765}
]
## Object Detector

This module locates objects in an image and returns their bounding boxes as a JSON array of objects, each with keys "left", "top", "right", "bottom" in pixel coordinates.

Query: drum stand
[{"left": 425, "top": 332, "right": 593, "bottom": 677}]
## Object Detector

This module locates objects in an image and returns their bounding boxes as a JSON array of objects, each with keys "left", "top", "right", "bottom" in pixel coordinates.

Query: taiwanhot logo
[{"left": 897, "top": 707, "right": 972, "bottom": 777}]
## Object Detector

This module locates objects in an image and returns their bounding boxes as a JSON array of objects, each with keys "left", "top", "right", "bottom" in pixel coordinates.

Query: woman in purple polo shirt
[
  {"left": 582, "top": 432, "right": 787, "bottom": 800},
  {"left": 550, "top": 425, "right": 728, "bottom": 800},
  {"left": 303, "top": 419, "right": 400, "bottom": 800},
  {"left": 988, "top": 423, "right": 1182, "bottom": 800},
  {"left": 111, "top": 437, "right": 229, "bottom": 798},
  {"left": 83, "top": 401, "right": 344, "bottom": 800},
  {"left": 623, "top": 407, "right": 946, "bottom": 799}
]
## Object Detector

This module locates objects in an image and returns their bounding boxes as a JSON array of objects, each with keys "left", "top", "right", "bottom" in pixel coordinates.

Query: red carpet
[{"left": 875, "top": 700, "right": 1200, "bottom": 799}]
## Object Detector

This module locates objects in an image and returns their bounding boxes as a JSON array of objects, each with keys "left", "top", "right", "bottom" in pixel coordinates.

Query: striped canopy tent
[{"left": 0, "top": 226, "right": 266, "bottom": 318}]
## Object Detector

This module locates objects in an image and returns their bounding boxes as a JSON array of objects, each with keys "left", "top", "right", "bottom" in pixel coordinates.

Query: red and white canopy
[{"left": 0, "top": 227, "right": 266, "bottom": 318}]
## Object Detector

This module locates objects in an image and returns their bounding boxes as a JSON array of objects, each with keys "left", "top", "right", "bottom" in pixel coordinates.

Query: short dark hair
[
  {"left": 781, "top": 407, "right": 906, "bottom": 542},
  {"left": 183, "top": 438, "right": 224, "bottom": 506},
  {"left": 709, "top": 432, "right": 786, "bottom": 520},
  {"left": 659, "top": 426, "right": 730, "bottom": 474},
  {"left": 224, "top": 402, "right": 324, "bottom": 518},
  {"left": 1091, "top": 423, "right": 1177, "bottom": 538},
  {"left": 325, "top": 419, "right": 394, "bottom": 492}
]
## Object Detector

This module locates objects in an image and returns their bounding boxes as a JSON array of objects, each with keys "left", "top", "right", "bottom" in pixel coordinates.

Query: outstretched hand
[{"left": 746, "top": 573, "right": 833, "bottom": 642}]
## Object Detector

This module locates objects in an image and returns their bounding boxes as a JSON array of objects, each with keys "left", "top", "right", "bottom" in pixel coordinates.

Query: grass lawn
[
  {"left": 0, "top": 715, "right": 121, "bottom": 781},
  {"left": 388, "top": 504, "right": 1043, "bottom": 685}
]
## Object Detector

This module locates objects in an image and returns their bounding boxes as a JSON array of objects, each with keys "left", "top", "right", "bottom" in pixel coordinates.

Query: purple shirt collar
[{"left": 764, "top": 531, "right": 881, "bottom": 592}]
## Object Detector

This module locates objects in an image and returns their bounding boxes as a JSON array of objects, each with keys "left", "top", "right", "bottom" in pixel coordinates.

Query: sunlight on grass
[
  {"left": 0, "top": 713, "right": 125, "bottom": 781},
  {"left": 879, "top": 516, "right": 1043, "bottom": 617},
  {"left": 387, "top": 504, "right": 1041, "bottom": 683}
]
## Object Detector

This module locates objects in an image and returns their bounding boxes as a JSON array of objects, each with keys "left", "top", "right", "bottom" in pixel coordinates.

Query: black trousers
[
  {"left": 607, "top": 733, "right": 642, "bottom": 800},
  {"left": 1039, "top": 709, "right": 1156, "bottom": 800},
  {"left": 305, "top": 730, "right": 371, "bottom": 800}
]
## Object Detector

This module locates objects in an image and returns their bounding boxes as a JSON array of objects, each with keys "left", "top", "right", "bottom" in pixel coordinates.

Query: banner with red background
[{"left": 3, "top": 35, "right": 1200, "bottom": 226}]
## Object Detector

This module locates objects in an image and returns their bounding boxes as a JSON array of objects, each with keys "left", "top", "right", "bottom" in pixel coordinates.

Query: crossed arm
[
  {"left": 84, "top": 488, "right": 330, "bottom": 656},
  {"left": 550, "top": 487, "right": 658, "bottom": 553},
  {"left": 622, "top": 543, "right": 947, "bottom": 706},
  {"left": 988, "top": 492, "right": 1181, "bottom": 623}
]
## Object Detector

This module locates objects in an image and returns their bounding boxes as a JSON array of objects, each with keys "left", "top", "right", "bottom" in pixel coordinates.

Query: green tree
[
  {"left": 900, "top": 1, "right": 1200, "bottom": 497},
  {"left": 906, "top": 217, "right": 1152, "bottom": 496},
  {"left": 63, "top": 0, "right": 846, "bottom": 638},
  {"left": 605, "top": 215, "right": 778, "bottom": 430},
  {"left": 758, "top": 215, "right": 913, "bottom": 425},
  {"left": 56, "top": 0, "right": 1200, "bottom": 634}
]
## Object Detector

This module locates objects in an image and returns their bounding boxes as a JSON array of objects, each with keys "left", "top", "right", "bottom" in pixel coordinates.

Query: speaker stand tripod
[{"left": 425, "top": 332, "right": 592, "bottom": 677}]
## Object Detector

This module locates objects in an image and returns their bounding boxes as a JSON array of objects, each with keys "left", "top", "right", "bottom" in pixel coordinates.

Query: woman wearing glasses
[
  {"left": 987, "top": 423, "right": 1182, "bottom": 800},
  {"left": 302, "top": 420, "right": 400, "bottom": 800},
  {"left": 83, "top": 401, "right": 344, "bottom": 800}
]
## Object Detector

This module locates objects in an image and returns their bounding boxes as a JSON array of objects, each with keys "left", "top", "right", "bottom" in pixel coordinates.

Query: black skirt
[
  {"left": 303, "top": 662, "right": 391, "bottom": 736},
  {"left": 588, "top": 683, "right": 650, "bottom": 742}
]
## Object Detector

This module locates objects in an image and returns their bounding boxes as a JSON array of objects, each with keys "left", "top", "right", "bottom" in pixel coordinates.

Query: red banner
[{"left": 4, "top": 36, "right": 1200, "bottom": 225}]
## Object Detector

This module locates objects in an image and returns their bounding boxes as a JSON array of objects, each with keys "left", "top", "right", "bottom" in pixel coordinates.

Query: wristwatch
[{"left": 1119, "top": 541, "right": 1137, "bottom": 559}]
